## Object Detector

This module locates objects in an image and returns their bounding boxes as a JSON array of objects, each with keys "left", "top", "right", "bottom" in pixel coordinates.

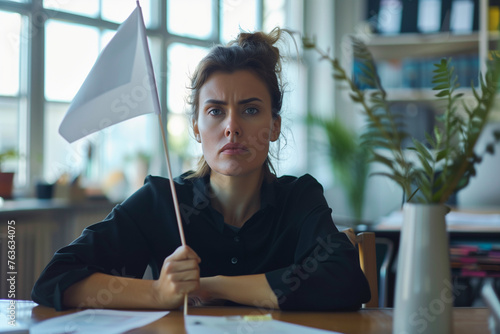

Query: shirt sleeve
[
  {"left": 265, "top": 175, "right": 371, "bottom": 311},
  {"left": 31, "top": 180, "right": 163, "bottom": 311}
]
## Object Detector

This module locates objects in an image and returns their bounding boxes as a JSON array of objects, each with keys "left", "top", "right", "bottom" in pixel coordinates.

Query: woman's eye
[
  {"left": 208, "top": 108, "right": 222, "bottom": 116},
  {"left": 245, "top": 107, "right": 258, "bottom": 115}
]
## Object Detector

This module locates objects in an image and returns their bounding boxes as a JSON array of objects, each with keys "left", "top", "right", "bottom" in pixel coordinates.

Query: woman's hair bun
[{"left": 229, "top": 27, "right": 283, "bottom": 74}]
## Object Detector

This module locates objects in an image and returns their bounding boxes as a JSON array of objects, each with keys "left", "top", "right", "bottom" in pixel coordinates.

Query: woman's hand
[{"left": 152, "top": 245, "right": 201, "bottom": 309}]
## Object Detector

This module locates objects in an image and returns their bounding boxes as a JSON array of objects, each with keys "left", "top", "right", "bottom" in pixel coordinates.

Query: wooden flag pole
[
  {"left": 136, "top": 0, "right": 188, "bottom": 315},
  {"left": 157, "top": 113, "right": 188, "bottom": 316}
]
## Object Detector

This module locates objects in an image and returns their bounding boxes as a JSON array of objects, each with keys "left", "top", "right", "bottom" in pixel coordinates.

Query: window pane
[
  {"left": 167, "top": 43, "right": 208, "bottom": 114},
  {"left": 44, "top": 102, "right": 158, "bottom": 200},
  {"left": 167, "top": 0, "right": 213, "bottom": 39},
  {"left": 279, "top": 61, "right": 307, "bottom": 176},
  {"left": 0, "top": 11, "right": 21, "bottom": 96},
  {"left": 264, "top": 0, "right": 286, "bottom": 32},
  {"left": 167, "top": 43, "right": 208, "bottom": 171},
  {"left": 221, "top": 0, "right": 258, "bottom": 43},
  {"left": 102, "top": 0, "right": 153, "bottom": 27},
  {"left": 43, "top": 0, "right": 99, "bottom": 17},
  {"left": 100, "top": 113, "right": 158, "bottom": 199},
  {"left": 45, "top": 20, "right": 99, "bottom": 101},
  {"left": 44, "top": 101, "right": 86, "bottom": 183},
  {"left": 0, "top": 98, "right": 20, "bottom": 173}
]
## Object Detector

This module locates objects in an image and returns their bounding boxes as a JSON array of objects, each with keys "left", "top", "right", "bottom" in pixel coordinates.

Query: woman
[{"left": 32, "top": 28, "right": 370, "bottom": 311}]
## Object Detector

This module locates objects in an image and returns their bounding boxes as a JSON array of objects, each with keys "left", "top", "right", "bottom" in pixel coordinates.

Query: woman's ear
[
  {"left": 270, "top": 115, "right": 281, "bottom": 142},
  {"left": 192, "top": 119, "right": 201, "bottom": 143}
]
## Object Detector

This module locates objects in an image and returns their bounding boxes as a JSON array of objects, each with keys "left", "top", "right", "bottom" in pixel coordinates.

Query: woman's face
[{"left": 193, "top": 70, "right": 281, "bottom": 178}]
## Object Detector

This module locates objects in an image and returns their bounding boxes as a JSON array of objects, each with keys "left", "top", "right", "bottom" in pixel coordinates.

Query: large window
[
  {"left": 0, "top": 10, "right": 24, "bottom": 184},
  {"left": 0, "top": 0, "right": 305, "bottom": 200}
]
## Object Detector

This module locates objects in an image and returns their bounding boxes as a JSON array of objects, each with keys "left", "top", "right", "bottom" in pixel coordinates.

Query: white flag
[{"left": 59, "top": 3, "right": 160, "bottom": 143}]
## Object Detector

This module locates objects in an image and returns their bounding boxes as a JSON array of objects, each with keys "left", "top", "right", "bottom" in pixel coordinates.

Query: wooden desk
[{"left": 2, "top": 300, "right": 491, "bottom": 334}]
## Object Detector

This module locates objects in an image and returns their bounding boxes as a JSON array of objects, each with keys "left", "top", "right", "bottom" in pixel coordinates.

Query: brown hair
[{"left": 186, "top": 27, "right": 287, "bottom": 179}]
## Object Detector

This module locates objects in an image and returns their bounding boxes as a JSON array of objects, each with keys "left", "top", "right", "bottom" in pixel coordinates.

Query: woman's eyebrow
[
  {"left": 204, "top": 99, "right": 226, "bottom": 105},
  {"left": 239, "top": 97, "right": 263, "bottom": 104},
  {"left": 203, "top": 97, "right": 263, "bottom": 105}
]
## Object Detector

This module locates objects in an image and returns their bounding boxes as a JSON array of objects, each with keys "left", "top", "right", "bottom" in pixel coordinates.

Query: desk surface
[
  {"left": 372, "top": 209, "right": 500, "bottom": 233},
  {"left": 3, "top": 300, "right": 491, "bottom": 334}
]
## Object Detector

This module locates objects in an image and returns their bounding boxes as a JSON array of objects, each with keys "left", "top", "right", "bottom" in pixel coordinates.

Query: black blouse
[{"left": 32, "top": 172, "right": 370, "bottom": 311}]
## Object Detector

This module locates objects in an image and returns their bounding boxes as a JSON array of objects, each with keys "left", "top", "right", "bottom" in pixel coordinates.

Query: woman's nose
[{"left": 224, "top": 113, "right": 241, "bottom": 138}]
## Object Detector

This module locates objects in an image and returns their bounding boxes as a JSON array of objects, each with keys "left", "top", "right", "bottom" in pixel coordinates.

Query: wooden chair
[{"left": 343, "top": 228, "right": 379, "bottom": 308}]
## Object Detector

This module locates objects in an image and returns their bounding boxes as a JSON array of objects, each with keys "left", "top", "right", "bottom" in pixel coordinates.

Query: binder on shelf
[
  {"left": 377, "top": 0, "right": 403, "bottom": 35},
  {"left": 389, "top": 101, "right": 435, "bottom": 149},
  {"left": 400, "top": 0, "right": 419, "bottom": 33},
  {"left": 450, "top": 0, "right": 475, "bottom": 34},
  {"left": 401, "top": 58, "right": 420, "bottom": 88},
  {"left": 418, "top": 0, "right": 443, "bottom": 33},
  {"left": 352, "top": 59, "right": 377, "bottom": 90},
  {"left": 369, "top": 0, "right": 479, "bottom": 34},
  {"left": 490, "top": 0, "right": 500, "bottom": 32},
  {"left": 366, "top": 0, "right": 381, "bottom": 32},
  {"left": 419, "top": 57, "right": 438, "bottom": 88},
  {"left": 472, "top": 0, "right": 479, "bottom": 31},
  {"left": 440, "top": 0, "right": 452, "bottom": 32},
  {"left": 440, "top": 0, "right": 479, "bottom": 33},
  {"left": 456, "top": 54, "right": 480, "bottom": 88},
  {"left": 377, "top": 59, "right": 403, "bottom": 88}
]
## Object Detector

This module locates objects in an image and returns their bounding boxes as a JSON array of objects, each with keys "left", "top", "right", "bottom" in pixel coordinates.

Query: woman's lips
[{"left": 220, "top": 143, "right": 249, "bottom": 155}]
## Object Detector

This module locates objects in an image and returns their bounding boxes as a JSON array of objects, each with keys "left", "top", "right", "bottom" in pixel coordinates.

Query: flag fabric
[{"left": 59, "top": 3, "right": 160, "bottom": 143}]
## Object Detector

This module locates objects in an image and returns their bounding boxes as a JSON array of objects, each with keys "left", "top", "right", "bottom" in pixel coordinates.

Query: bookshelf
[
  {"left": 362, "top": 0, "right": 492, "bottom": 100},
  {"left": 355, "top": 0, "right": 500, "bottom": 137}
]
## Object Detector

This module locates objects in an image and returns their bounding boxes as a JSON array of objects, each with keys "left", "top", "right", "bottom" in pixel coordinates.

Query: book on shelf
[
  {"left": 450, "top": 242, "right": 500, "bottom": 278},
  {"left": 368, "top": 0, "right": 480, "bottom": 35},
  {"left": 353, "top": 54, "right": 479, "bottom": 91}
]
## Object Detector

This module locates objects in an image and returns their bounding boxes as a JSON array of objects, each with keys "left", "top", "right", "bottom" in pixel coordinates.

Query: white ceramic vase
[{"left": 393, "top": 203, "right": 453, "bottom": 334}]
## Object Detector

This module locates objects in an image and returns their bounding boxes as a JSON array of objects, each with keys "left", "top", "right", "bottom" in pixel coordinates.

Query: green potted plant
[
  {"left": 307, "top": 115, "right": 370, "bottom": 224},
  {"left": 303, "top": 36, "right": 500, "bottom": 334},
  {"left": 0, "top": 148, "right": 18, "bottom": 199}
]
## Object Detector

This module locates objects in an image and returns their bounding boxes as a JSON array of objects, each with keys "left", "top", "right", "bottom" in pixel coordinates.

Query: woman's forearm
[
  {"left": 63, "top": 246, "right": 201, "bottom": 310},
  {"left": 62, "top": 273, "right": 162, "bottom": 309},
  {"left": 200, "top": 274, "right": 279, "bottom": 309}
]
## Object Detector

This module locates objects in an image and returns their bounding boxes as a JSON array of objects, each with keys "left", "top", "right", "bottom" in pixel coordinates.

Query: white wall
[{"left": 458, "top": 122, "right": 500, "bottom": 209}]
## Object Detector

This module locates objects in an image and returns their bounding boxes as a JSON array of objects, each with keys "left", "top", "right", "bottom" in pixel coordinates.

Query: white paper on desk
[
  {"left": 0, "top": 313, "right": 29, "bottom": 333},
  {"left": 185, "top": 315, "right": 343, "bottom": 334},
  {"left": 30, "top": 309, "right": 169, "bottom": 334}
]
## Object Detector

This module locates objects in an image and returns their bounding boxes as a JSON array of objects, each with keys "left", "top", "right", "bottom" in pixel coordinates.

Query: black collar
[{"left": 189, "top": 173, "right": 277, "bottom": 233}]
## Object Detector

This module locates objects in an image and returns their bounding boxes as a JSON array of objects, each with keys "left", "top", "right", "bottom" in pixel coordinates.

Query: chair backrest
[{"left": 343, "top": 228, "right": 379, "bottom": 308}]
